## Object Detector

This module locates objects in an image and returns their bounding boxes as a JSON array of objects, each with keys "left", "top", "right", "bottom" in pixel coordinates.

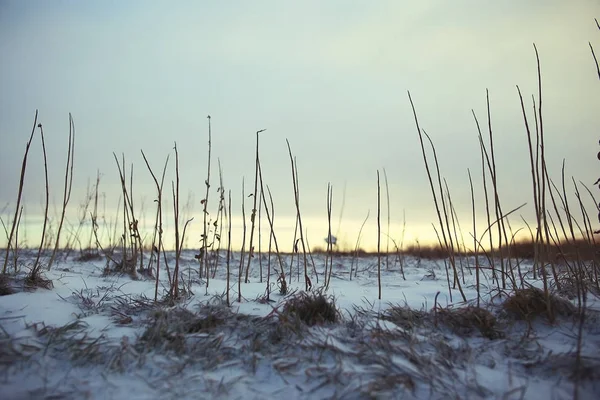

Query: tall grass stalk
[
  {"left": 30, "top": 122, "right": 49, "bottom": 279},
  {"left": 238, "top": 179, "right": 246, "bottom": 303},
  {"left": 211, "top": 160, "right": 226, "bottom": 280},
  {"left": 286, "top": 140, "right": 309, "bottom": 291},
  {"left": 245, "top": 129, "right": 265, "bottom": 283},
  {"left": 484, "top": 91, "right": 512, "bottom": 289},
  {"left": 350, "top": 210, "right": 369, "bottom": 280},
  {"left": 141, "top": 150, "right": 169, "bottom": 302},
  {"left": 113, "top": 154, "right": 141, "bottom": 275},
  {"left": 171, "top": 143, "right": 182, "bottom": 299},
  {"left": 325, "top": 183, "right": 333, "bottom": 290},
  {"left": 377, "top": 170, "right": 382, "bottom": 300},
  {"left": 468, "top": 169, "right": 480, "bottom": 307},
  {"left": 226, "top": 189, "right": 232, "bottom": 306},
  {"left": 257, "top": 157, "right": 286, "bottom": 295},
  {"left": 473, "top": 116, "right": 498, "bottom": 283},
  {"left": 3, "top": 111, "right": 38, "bottom": 274},
  {"left": 407, "top": 92, "right": 466, "bottom": 301},
  {"left": 200, "top": 116, "right": 212, "bottom": 283},
  {"left": 48, "top": 114, "right": 75, "bottom": 270},
  {"left": 383, "top": 168, "right": 391, "bottom": 271}
]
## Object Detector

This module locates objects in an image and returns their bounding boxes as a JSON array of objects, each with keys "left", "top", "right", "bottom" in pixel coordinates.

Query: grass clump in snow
[
  {"left": 503, "top": 287, "right": 576, "bottom": 322},
  {"left": 139, "top": 306, "right": 224, "bottom": 353},
  {"left": 436, "top": 306, "right": 501, "bottom": 340},
  {"left": 281, "top": 291, "right": 339, "bottom": 327},
  {"left": 102, "top": 258, "right": 138, "bottom": 279},
  {"left": 382, "top": 304, "right": 501, "bottom": 339},
  {"left": 0, "top": 274, "right": 14, "bottom": 296},
  {"left": 381, "top": 305, "right": 428, "bottom": 331},
  {"left": 33, "top": 320, "right": 112, "bottom": 366},
  {"left": 23, "top": 270, "right": 53, "bottom": 290}
]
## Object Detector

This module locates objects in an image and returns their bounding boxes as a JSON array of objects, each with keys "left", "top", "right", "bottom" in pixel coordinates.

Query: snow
[{"left": 1, "top": 251, "right": 599, "bottom": 399}]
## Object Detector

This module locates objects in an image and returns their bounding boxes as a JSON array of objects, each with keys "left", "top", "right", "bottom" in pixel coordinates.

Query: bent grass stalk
[
  {"left": 238, "top": 179, "right": 246, "bottom": 303},
  {"left": 407, "top": 93, "right": 466, "bottom": 302},
  {"left": 3, "top": 111, "right": 38, "bottom": 274},
  {"left": 325, "top": 183, "right": 333, "bottom": 290},
  {"left": 257, "top": 156, "right": 286, "bottom": 294},
  {"left": 468, "top": 169, "right": 480, "bottom": 307}
]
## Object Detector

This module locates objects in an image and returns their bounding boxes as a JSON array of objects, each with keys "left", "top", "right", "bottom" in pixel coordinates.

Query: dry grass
[
  {"left": 280, "top": 291, "right": 339, "bottom": 327},
  {"left": 504, "top": 238, "right": 600, "bottom": 262},
  {"left": 75, "top": 250, "right": 103, "bottom": 262},
  {"left": 382, "top": 304, "right": 501, "bottom": 339},
  {"left": 0, "top": 274, "right": 14, "bottom": 296},
  {"left": 524, "top": 353, "right": 600, "bottom": 382},
  {"left": 23, "top": 271, "right": 53, "bottom": 290},
  {"left": 0, "top": 324, "right": 36, "bottom": 366},
  {"left": 503, "top": 287, "right": 576, "bottom": 322},
  {"left": 404, "top": 243, "right": 451, "bottom": 260},
  {"left": 292, "top": 247, "right": 370, "bottom": 258},
  {"left": 3, "top": 288, "right": 598, "bottom": 399},
  {"left": 436, "top": 306, "right": 501, "bottom": 339},
  {"left": 32, "top": 320, "right": 113, "bottom": 366},
  {"left": 309, "top": 237, "right": 600, "bottom": 262},
  {"left": 102, "top": 257, "right": 138, "bottom": 279},
  {"left": 138, "top": 303, "right": 248, "bottom": 356},
  {"left": 381, "top": 305, "right": 428, "bottom": 331}
]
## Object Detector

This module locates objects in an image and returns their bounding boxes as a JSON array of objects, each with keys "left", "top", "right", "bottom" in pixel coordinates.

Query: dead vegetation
[
  {"left": 381, "top": 305, "right": 428, "bottom": 331},
  {"left": 75, "top": 250, "right": 103, "bottom": 262},
  {"left": 1, "top": 22, "right": 599, "bottom": 400},
  {"left": 502, "top": 286, "right": 576, "bottom": 322},
  {"left": 0, "top": 274, "right": 14, "bottom": 296},
  {"left": 381, "top": 304, "right": 501, "bottom": 339},
  {"left": 139, "top": 303, "right": 247, "bottom": 356},
  {"left": 436, "top": 306, "right": 501, "bottom": 339},
  {"left": 280, "top": 291, "right": 339, "bottom": 327},
  {"left": 23, "top": 270, "right": 53, "bottom": 290}
]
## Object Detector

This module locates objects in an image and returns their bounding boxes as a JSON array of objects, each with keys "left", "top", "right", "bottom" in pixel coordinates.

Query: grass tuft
[
  {"left": 0, "top": 274, "right": 15, "bottom": 296},
  {"left": 437, "top": 306, "right": 501, "bottom": 339},
  {"left": 138, "top": 303, "right": 236, "bottom": 354},
  {"left": 24, "top": 270, "right": 53, "bottom": 290},
  {"left": 381, "top": 305, "right": 428, "bottom": 331},
  {"left": 503, "top": 287, "right": 576, "bottom": 322},
  {"left": 281, "top": 291, "right": 339, "bottom": 326}
]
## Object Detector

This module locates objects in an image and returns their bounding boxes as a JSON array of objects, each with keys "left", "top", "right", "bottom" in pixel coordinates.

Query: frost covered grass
[{"left": 1, "top": 252, "right": 600, "bottom": 399}]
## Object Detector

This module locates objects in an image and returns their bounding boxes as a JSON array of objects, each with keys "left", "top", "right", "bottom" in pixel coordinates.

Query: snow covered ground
[{"left": 1, "top": 251, "right": 599, "bottom": 399}]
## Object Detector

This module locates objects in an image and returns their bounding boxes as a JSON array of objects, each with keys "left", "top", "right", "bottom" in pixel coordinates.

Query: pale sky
[{"left": 1, "top": 1, "right": 599, "bottom": 251}]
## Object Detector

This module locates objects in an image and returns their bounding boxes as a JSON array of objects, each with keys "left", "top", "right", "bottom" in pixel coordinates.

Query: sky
[{"left": 1, "top": 0, "right": 599, "bottom": 252}]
